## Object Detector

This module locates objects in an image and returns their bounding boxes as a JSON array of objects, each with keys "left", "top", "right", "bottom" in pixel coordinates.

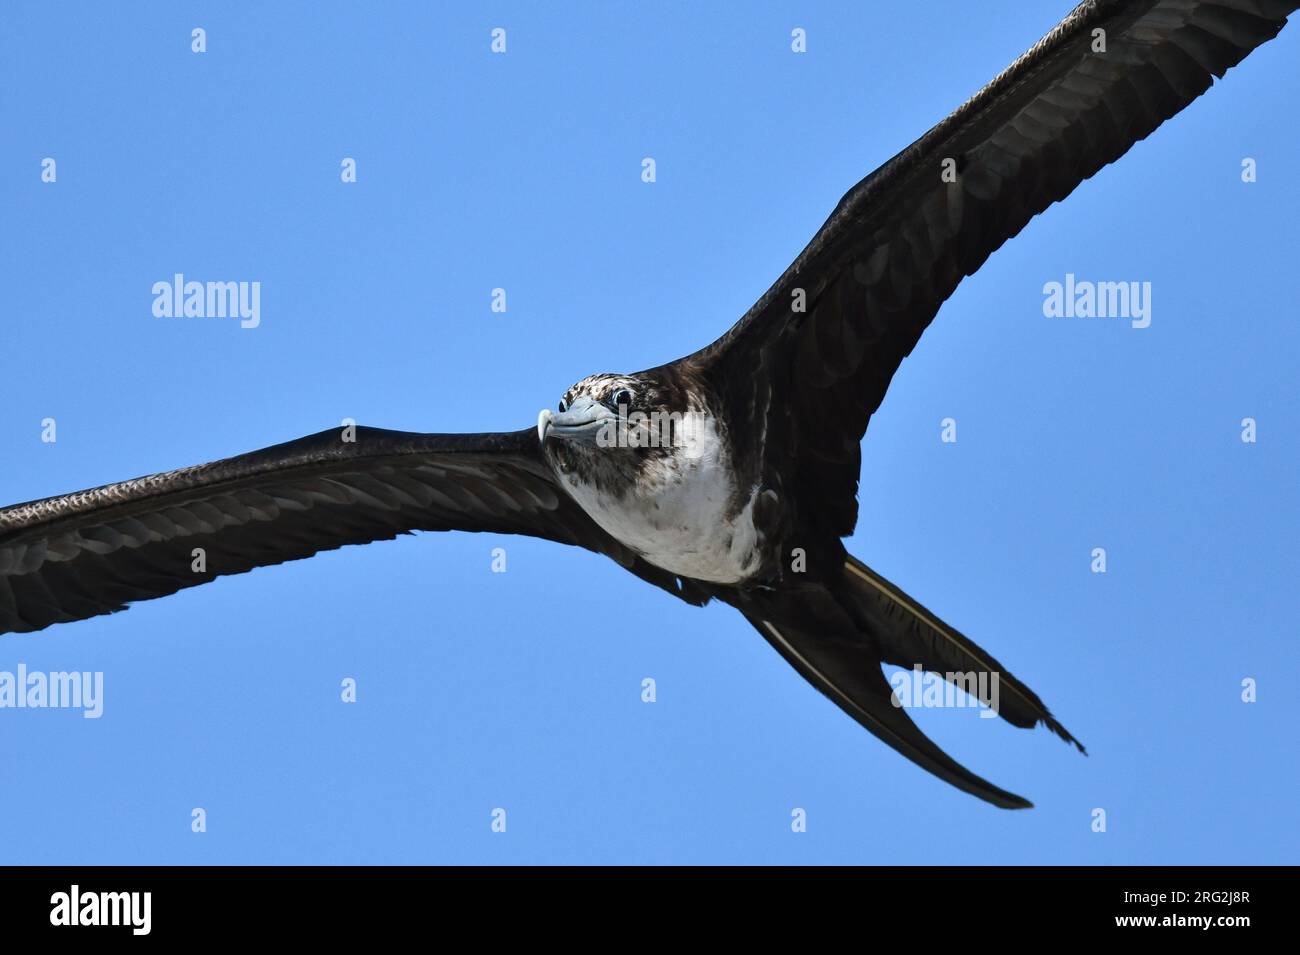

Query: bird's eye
[
  {"left": 558, "top": 399, "right": 568, "bottom": 413},
  {"left": 612, "top": 388, "right": 633, "bottom": 409}
]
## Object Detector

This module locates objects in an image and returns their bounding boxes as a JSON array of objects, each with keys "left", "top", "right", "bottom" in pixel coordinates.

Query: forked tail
[
  {"left": 742, "top": 553, "right": 1083, "bottom": 809},
  {"left": 842, "top": 554, "right": 1084, "bottom": 751}
]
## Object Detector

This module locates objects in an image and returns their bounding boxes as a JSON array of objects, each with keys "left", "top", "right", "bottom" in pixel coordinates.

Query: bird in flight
[{"left": 2, "top": 0, "right": 1294, "bottom": 807}]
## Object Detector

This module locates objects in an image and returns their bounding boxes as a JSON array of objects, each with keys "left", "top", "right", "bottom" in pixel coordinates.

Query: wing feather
[
  {"left": 692, "top": 0, "right": 1296, "bottom": 540},
  {"left": 0, "top": 425, "right": 707, "bottom": 635}
]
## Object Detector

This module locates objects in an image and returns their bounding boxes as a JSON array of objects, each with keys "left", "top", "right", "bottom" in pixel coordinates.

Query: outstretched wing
[
  {"left": 0, "top": 425, "right": 706, "bottom": 636},
  {"left": 694, "top": 0, "right": 1296, "bottom": 541}
]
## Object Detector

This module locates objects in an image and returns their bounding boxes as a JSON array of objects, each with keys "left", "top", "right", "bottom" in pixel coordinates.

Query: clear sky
[{"left": 1, "top": 1, "right": 1296, "bottom": 865}]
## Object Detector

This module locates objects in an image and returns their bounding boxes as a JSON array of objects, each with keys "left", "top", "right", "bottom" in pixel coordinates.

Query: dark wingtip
[
  {"left": 978, "top": 775, "right": 1034, "bottom": 810},
  {"left": 1041, "top": 714, "right": 1087, "bottom": 755}
]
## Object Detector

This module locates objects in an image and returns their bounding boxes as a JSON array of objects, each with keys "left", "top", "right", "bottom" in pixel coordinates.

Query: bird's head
[{"left": 537, "top": 370, "right": 710, "bottom": 479}]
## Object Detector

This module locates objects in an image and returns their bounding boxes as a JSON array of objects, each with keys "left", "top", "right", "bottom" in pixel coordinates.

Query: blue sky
[{"left": 1, "top": 1, "right": 1297, "bottom": 864}]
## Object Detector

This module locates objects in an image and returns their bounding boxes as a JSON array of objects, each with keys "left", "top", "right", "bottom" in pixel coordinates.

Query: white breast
[{"left": 556, "top": 416, "right": 762, "bottom": 584}]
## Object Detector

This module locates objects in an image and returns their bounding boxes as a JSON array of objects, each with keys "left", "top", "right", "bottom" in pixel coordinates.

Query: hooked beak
[{"left": 537, "top": 396, "right": 612, "bottom": 446}]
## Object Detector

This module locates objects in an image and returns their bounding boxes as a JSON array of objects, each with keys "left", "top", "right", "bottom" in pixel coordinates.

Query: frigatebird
[{"left": 2, "top": 0, "right": 1294, "bottom": 808}]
